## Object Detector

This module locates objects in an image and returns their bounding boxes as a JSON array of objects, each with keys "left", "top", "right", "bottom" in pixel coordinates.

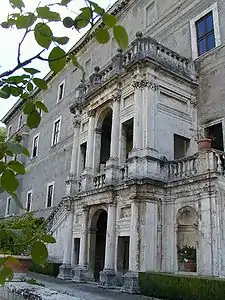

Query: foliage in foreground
[
  {"left": 0, "top": 0, "right": 128, "bottom": 286},
  {"left": 139, "top": 272, "right": 225, "bottom": 300}
]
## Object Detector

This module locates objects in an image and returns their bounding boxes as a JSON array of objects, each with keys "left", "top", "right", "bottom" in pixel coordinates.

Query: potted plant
[
  {"left": 0, "top": 213, "right": 47, "bottom": 281},
  {"left": 177, "top": 245, "right": 197, "bottom": 272},
  {"left": 196, "top": 128, "right": 211, "bottom": 151}
]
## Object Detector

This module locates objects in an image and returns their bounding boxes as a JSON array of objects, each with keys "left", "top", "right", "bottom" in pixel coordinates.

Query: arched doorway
[
  {"left": 94, "top": 108, "right": 112, "bottom": 173},
  {"left": 89, "top": 209, "right": 107, "bottom": 281},
  {"left": 177, "top": 207, "right": 198, "bottom": 272}
]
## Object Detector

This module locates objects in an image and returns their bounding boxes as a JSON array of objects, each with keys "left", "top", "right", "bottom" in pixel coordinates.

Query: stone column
[
  {"left": 73, "top": 208, "right": 89, "bottom": 282},
  {"left": 144, "top": 200, "right": 158, "bottom": 271},
  {"left": 66, "top": 114, "right": 81, "bottom": 196},
  {"left": 58, "top": 211, "right": 74, "bottom": 280},
  {"left": 100, "top": 204, "right": 117, "bottom": 286},
  {"left": 106, "top": 93, "right": 121, "bottom": 184},
  {"left": 81, "top": 110, "right": 95, "bottom": 190},
  {"left": 122, "top": 200, "right": 140, "bottom": 293}
]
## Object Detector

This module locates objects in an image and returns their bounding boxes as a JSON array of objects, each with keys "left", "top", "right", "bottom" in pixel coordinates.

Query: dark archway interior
[
  {"left": 94, "top": 210, "right": 107, "bottom": 281},
  {"left": 100, "top": 111, "right": 112, "bottom": 165}
]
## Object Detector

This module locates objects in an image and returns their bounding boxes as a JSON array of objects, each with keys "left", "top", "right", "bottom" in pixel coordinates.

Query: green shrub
[
  {"left": 29, "top": 261, "right": 61, "bottom": 277},
  {"left": 139, "top": 272, "right": 225, "bottom": 300}
]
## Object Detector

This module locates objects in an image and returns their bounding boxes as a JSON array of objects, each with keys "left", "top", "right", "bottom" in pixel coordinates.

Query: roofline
[{"left": 1, "top": 0, "right": 131, "bottom": 124}]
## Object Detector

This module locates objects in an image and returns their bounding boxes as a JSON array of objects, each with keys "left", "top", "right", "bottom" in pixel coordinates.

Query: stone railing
[
  {"left": 120, "top": 164, "right": 128, "bottom": 181},
  {"left": 167, "top": 154, "right": 198, "bottom": 180},
  {"left": 93, "top": 172, "right": 106, "bottom": 188},
  {"left": 212, "top": 149, "right": 225, "bottom": 175},
  {"left": 73, "top": 32, "right": 196, "bottom": 103}
]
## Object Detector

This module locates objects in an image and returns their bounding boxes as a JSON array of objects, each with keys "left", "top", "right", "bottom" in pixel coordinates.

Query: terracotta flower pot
[
  {"left": 197, "top": 139, "right": 211, "bottom": 151},
  {"left": 184, "top": 260, "right": 196, "bottom": 272},
  {"left": 0, "top": 255, "right": 31, "bottom": 281}
]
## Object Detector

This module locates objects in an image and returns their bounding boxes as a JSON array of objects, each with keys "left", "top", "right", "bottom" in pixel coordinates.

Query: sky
[{"left": 0, "top": 0, "right": 114, "bottom": 125}]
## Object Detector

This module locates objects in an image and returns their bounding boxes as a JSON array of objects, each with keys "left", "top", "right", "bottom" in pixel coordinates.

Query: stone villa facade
[{"left": 1, "top": 0, "right": 225, "bottom": 293}]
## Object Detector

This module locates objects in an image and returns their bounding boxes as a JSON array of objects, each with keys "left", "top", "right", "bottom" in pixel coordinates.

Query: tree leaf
[
  {"left": 16, "top": 13, "right": 37, "bottom": 29},
  {"left": 35, "top": 101, "right": 48, "bottom": 113},
  {"left": 0, "top": 86, "right": 11, "bottom": 99},
  {"left": 33, "top": 78, "right": 48, "bottom": 90},
  {"left": 1, "top": 22, "right": 10, "bottom": 29},
  {"left": 8, "top": 192, "right": 23, "bottom": 209},
  {"left": 48, "top": 47, "right": 67, "bottom": 73},
  {"left": 103, "top": 13, "right": 117, "bottom": 28},
  {"left": 23, "top": 68, "right": 40, "bottom": 75},
  {"left": 36, "top": 7, "right": 61, "bottom": 22},
  {"left": 8, "top": 161, "right": 26, "bottom": 175},
  {"left": 23, "top": 101, "right": 35, "bottom": 114},
  {"left": 41, "top": 234, "right": 56, "bottom": 244},
  {"left": 10, "top": 0, "right": 25, "bottom": 10},
  {"left": 74, "top": 14, "right": 89, "bottom": 30},
  {"left": 27, "top": 82, "right": 33, "bottom": 92},
  {"left": 89, "top": 1, "right": 104, "bottom": 15},
  {"left": 10, "top": 86, "right": 23, "bottom": 97},
  {"left": 113, "top": 25, "right": 128, "bottom": 50},
  {"left": 22, "top": 146, "right": 30, "bottom": 157},
  {"left": 60, "top": 0, "right": 72, "bottom": 5},
  {"left": 63, "top": 17, "right": 74, "bottom": 28},
  {"left": 52, "top": 36, "right": 69, "bottom": 45},
  {"left": 0, "top": 162, "right": 6, "bottom": 174},
  {"left": 6, "top": 142, "right": 23, "bottom": 154},
  {"left": 95, "top": 28, "right": 110, "bottom": 44},
  {"left": 34, "top": 22, "right": 53, "bottom": 49},
  {"left": 80, "top": 7, "right": 92, "bottom": 21},
  {"left": 1, "top": 169, "right": 19, "bottom": 192},
  {"left": 31, "top": 241, "right": 48, "bottom": 265},
  {"left": 70, "top": 53, "right": 82, "bottom": 69},
  {"left": 27, "top": 110, "right": 41, "bottom": 129},
  {"left": 0, "top": 266, "right": 14, "bottom": 286}
]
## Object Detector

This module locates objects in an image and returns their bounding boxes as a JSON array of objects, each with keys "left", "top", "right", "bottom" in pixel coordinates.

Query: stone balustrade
[
  {"left": 120, "top": 164, "right": 128, "bottom": 181},
  {"left": 93, "top": 173, "right": 106, "bottom": 188},
  {"left": 73, "top": 32, "right": 196, "bottom": 104},
  {"left": 167, "top": 154, "right": 198, "bottom": 180}
]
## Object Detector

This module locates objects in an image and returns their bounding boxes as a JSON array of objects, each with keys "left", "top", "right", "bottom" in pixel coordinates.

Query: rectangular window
[
  {"left": 17, "top": 115, "right": 23, "bottom": 129},
  {"left": 196, "top": 12, "right": 215, "bottom": 56},
  {"left": 26, "top": 191, "right": 32, "bottom": 212},
  {"left": 46, "top": 182, "right": 54, "bottom": 208},
  {"left": 7, "top": 125, "right": 12, "bottom": 139},
  {"left": 37, "top": 100, "right": 44, "bottom": 117},
  {"left": 190, "top": 3, "right": 221, "bottom": 59},
  {"left": 57, "top": 81, "right": 65, "bottom": 102},
  {"left": 80, "top": 142, "right": 87, "bottom": 171},
  {"left": 5, "top": 197, "right": 11, "bottom": 216},
  {"left": 52, "top": 117, "right": 61, "bottom": 146},
  {"left": 32, "top": 133, "right": 39, "bottom": 158},
  {"left": 174, "top": 134, "right": 190, "bottom": 159}
]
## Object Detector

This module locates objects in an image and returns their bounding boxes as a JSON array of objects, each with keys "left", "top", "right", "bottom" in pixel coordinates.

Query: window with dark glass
[
  {"left": 27, "top": 192, "right": 32, "bottom": 211},
  {"left": 32, "top": 135, "right": 39, "bottom": 158},
  {"left": 52, "top": 120, "right": 60, "bottom": 145},
  {"left": 196, "top": 12, "right": 215, "bottom": 56},
  {"left": 18, "top": 115, "right": 23, "bottom": 129},
  {"left": 6, "top": 198, "right": 11, "bottom": 216},
  {"left": 58, "top": 83, "right": 64, "bottom": 101},
  {"left": 47, "top": 184, "right": 54, "bottom": 207}
]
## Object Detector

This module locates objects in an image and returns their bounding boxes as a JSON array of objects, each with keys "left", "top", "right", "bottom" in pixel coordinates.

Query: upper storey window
[
  {"left": 190, "top": 2, "right": 221, "bottom": 59},
  {"left": 57, "top": 81, "right": 65, "bottom": 102},
  {"left": 7, "top": 125, "right": 12, "bottom": 139},
  {"left": 196, "top": 12, "right": 215, "bottom": 56},
  {"left": 52, "top": 117, "right": 61, "bottom": 146}
]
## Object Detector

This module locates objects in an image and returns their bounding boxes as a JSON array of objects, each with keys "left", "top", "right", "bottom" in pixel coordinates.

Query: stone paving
[{"left": 0, "top": 272, "right": 158, "bottom": 300}]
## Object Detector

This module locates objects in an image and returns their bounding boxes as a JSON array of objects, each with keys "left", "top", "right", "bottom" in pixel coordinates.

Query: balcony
[
  {"left": 72, "top": 32, "right": 197, "bottom": 108},
  {"left": 77, "top": 149, "right": 225, "bottom": 193}
]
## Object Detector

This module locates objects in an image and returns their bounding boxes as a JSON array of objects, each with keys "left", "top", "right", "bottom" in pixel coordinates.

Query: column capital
[
  {"left": 132, "top": 72, "right": 158, "bottom": 90},
  {"left": 72, "top": 115, "right": 81, "bottom": 128}
]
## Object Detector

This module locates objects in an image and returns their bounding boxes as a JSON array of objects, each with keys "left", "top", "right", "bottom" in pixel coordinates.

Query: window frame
[
  {"left": 190, "top": 2, "right": 221, "bottom": 59},
  {"left": 57, "top": 80, "right": 65, "bottom": 103},
  {"left": 5, "top": 197, "right": 11, "bottom": 217},
  {"left": 51, "top": 116, "right": 62, "bottom": 146},
  {"left": 26, "top": 190, "right": 33, "bottom": 212},
  {"left": 17, "top": 114, "right": 23, "bottom": 130},
  {"left": 7, "top": 125, "right": 12, "bottom": 139},
  {"left": 31, "top": 133, "right": 40, "bottom": 159},
  {"left": 46, "top": 181, "right": 55, "bottom": 208}
]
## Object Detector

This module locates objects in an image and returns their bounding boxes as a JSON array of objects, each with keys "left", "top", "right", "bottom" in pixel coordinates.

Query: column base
[
  {"left": 57, "top": 264, "right": 73, "bottom": 280},
  {"left": 99, "top": 268, "right": 116, "bottom": 287},
  {"left": 72, "top": 265, "right": 88, "bottom": 283},
  {"left": 121, "top": 271, "right": 140, "bottom": 294}
]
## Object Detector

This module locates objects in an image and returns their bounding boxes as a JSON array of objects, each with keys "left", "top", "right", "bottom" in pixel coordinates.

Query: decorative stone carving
[
  {"left": 120, "top": 206, "right": 131, "bottom": 218},
  {"left": 87, "top": 109, "right": 96, "bottom": 117},
  {"left": 132, "top": 76, "right": 158, "bottom": 90},
  {"left": 72, "top": 115, "right": 81, "bottom": 128},
  {"left": 76, "top": 214, "right": 82, "bottom": 224}
]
